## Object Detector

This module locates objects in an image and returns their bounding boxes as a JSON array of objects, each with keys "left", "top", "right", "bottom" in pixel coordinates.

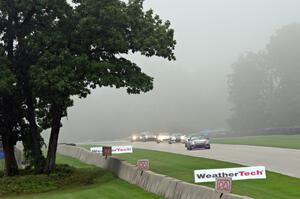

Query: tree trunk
[
  {"left": 2, "top": 133, "right": 18, "bottom": 176},
  {"left": 44, "top": 105, "right": 62, "bottom": 174},
  {"left": 23, "top": 73, "right": 45, "bottom": 173},
  {"left": 26, "top": 101, "right": 45, "bottom": 173},
  {"left": 5, "top": 0, "right": 44, "bottom": 173}
]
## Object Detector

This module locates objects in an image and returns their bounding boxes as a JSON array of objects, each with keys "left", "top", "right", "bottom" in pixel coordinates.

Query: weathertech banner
[
  {"left": 90, "top": 145, "right": 133, "bottom": 154},
  {"left": 194, "top": 166, "right": 266, "bottom": 183}
]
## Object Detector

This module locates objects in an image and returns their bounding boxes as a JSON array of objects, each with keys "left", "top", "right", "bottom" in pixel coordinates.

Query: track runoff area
[{"left": 87, "top": 142, "right": 271, "bottom": 197}]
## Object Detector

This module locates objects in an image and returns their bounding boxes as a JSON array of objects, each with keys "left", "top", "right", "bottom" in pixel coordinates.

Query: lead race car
[{"left": 185, "top": 135, "right": 210, "bottom": 150}]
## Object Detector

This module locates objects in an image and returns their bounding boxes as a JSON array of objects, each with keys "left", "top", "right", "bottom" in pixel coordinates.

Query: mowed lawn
[
  {"left": 211, "top": 134, "right": 300, "bottom": 149},
  {"left": 112, "top": 148, "right": 300, "bottom": 199},
  {"left": 2, "top": 155, "right": 163, "bottom": 199},
  {"left": 0, "top": 160, "right": 3, "bottom": 171}
]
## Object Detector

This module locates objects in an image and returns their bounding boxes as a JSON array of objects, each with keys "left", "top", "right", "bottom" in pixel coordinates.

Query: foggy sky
[{"left": 51, "top": 0, "right": 300, "bottom": 142}]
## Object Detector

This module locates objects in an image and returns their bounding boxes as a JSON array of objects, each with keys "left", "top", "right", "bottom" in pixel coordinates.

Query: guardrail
[{"left": 57, "top": 145, "right": 253, "bottom": 199}]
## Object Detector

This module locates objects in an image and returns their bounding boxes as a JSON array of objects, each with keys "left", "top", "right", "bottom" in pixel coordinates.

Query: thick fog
[{"left": 53, "top": 0, "right": 300, "bottom": 142}]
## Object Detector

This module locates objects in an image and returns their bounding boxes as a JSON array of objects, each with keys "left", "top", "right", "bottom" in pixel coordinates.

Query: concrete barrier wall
[
  {"left": 14, "top": 145, "right": 26, "bottom": 168},
  {"left": 57, "top": 145, "right": 253, "bottom": 199}
]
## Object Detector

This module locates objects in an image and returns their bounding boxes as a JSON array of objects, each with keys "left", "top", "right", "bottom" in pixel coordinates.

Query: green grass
[
  {"left": 211, "top": 134, "right": 300, "bottom": 149},
  {"left": 1, "top": 154, "right": 163, "bottom": 199},
  {"left": 56, "top": 154, "right": 94, "bottom": 168},
  {"left": 0, "top": 160, "right": 3, "bottom": 171},
  {"left": 110, "top": 148, "right": 300, "bottom": 199}
]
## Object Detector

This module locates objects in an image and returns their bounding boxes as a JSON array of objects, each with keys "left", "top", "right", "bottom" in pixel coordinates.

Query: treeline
[
  {"left": 0, "top": 0, "right": 175, "bottom": 176},
  {"left": 228, "top": 23, "right": 300, "bottom": 133}
]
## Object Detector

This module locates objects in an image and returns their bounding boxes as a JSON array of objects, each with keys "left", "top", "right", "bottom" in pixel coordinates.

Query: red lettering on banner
[
  {"left": 257, "top": 170, "right": 263, "bottom": 175},
  {"left": 240, "top": 170, "right": 263, "bottom": 176}
]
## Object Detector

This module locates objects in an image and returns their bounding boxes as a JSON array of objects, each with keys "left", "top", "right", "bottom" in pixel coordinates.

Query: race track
[
  {"left": 83, "top": 140, "right": 300, "bottom": 178},
  {"left": 132, "top": 142, "right": 300, "bottom": 178}
]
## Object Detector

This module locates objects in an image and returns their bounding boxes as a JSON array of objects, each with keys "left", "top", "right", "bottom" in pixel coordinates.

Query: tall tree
[
  {"left": 228, "top": 23, "right": 300, "bottom": 132},
  {"left": 0, "top": 0, "right": 54, "bottom": 173},
  {"left": 267, "top": 23, "right": 300, "bottom": 127},
  {"left": 0, "top": 48, "right": 21, "bottom": 176},
  {"left": 37, "top": 0, "right": 176, "bottom": 173},
  {"left": 228, "top": 52, "right": 272, "bottom": 131},
  {"left": 1, "top": 0, "right": 176, "bottom": 174}
]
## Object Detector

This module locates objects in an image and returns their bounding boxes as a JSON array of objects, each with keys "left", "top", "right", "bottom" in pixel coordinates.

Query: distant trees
[
  {"left": 0, "top": 0, "right": 176, "bottom": 175},
  {"left": 228, "top": 52, "right": 272, "bottom": 131},
  {"left": 267, "top": 23, "right": 300, "bottom": 127},
  {"left": 228, "top": 23, "right": 300, "bottom": 132}
]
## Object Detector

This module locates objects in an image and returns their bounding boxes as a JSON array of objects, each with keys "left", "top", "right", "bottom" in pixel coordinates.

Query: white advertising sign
[
  {"left": 194, "top": 166, "right": 266, "bottom": 183},
  {"left": 90, "top": 145, "right": 133, "bottom": 154}
]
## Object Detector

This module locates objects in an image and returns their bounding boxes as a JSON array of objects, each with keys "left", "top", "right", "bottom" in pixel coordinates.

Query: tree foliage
[
  {"left": 229, "top": 23, "right": 300, "bottom": 132},
  {"left": 0, "top": 0, "right": 176, "bottom": 175},
  {"left": 228, "top": 52, "right": 271, "bottom": 130},
  {"left": 267, "top": 23, "right": 300, "bottom": 127}
]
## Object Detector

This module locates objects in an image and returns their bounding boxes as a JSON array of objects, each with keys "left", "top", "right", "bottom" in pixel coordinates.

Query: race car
[
  {"left": 156, "top": 133, "right": 170, "bottom": 143},
  {"left": 168, "top": 133, "right": 187, "bottom": 144},
  {"left": 131, "top": 134, "right": 139, "bottom": 142},
  {"left": 131, "top": 132, "right": 157, "bottom": 142},
  {"left": 185, "top": 135, "right": 210, "bottom": 150}
]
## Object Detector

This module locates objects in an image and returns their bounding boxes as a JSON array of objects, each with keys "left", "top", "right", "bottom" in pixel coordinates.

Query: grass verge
[
  {"left": 0, "top": 160, "right": 3, "bottom": 171},
  {"left": 1, "top": 154, "right": 163, "bottom": 199},
  {"left": 111, "top": 148, "right": 300, "bottom": 199},
  {"left": 211, "top": 134, "right": 300, "bottom": 149}
]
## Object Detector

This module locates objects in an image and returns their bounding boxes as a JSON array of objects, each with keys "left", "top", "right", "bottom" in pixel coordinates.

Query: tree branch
[
  {"left": 5, "top": 0, "right": 18, "bottom": 25},
  {"left": 19, "top": 6, "right": 36, "bottom": 28}
]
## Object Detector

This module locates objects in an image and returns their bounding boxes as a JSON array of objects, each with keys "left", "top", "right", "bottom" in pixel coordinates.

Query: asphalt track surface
[
  {"left": 83, "top": 141, "right": 300, "bottom": 178},
  {"left": 132, "top": 142, "right": 300, "bottom": 178}
]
